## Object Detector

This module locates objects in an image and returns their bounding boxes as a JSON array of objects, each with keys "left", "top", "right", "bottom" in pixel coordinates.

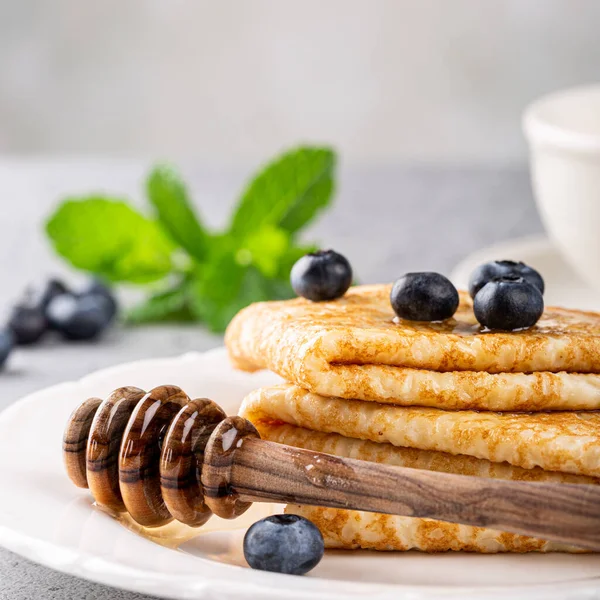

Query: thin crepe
[
  {"left": 240, "top": 384, "right": 600, "bottom": 478},
  {"left": 226, "top": 285, "right": 600, "bottom": 411},
  {"left": 256, "top": 421, "right": 599, "bottom": 484}
]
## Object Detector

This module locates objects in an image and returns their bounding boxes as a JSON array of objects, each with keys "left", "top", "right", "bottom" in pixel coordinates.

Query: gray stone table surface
[{"left": 0, "top": 159, "right": 542, "bottom": 599}]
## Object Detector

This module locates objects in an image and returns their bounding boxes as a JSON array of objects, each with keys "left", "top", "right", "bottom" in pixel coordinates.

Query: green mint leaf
[
  {"left": 126, "top": 285, "right": 194, "bottom": 324},
  {"left": 236, "top": 225, "right": 290, "bottom": 278},
  {"left": 46, "top": 197, "right": 173, "bottom": 284},
  {"left": 146, "top": 164, "right": 209, "bottom": 260},
  {"left": 191, "top": 268, "right": 294, "bottom": 333},
  {"left": 229, "top": 146, "right": 336, "bottom": 238},
  {"left": 189, "top": 244, "right": 283, "bottom": 332},
  {"left": 278, "top": 172, "right": 334, "bottom": 234},
  {"left": 188, "top": 251, "right": 246, "bottom": 332}
]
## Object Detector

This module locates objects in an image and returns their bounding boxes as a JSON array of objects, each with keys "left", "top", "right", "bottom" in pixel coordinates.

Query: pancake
[
  {"left": 255, "top": 422, "right": 590, "bottom": 553},
  {"left": 240, "top": 384, "right": 600, "bottom": 477},
  {"left": 226, "top": 285, "right": 600, "bottom": 411},
  {"left": 256, "top": 421, "right": 599, "bottom": 484}
]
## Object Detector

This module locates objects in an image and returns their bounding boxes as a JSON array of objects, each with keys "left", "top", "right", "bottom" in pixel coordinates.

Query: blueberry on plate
[
  {"left": 243, "top": 514, "right": 324, "bottom": 575},
  {"left": 46, "top": 293, "right": 114, "bottom": 341},
  {"left": 290, "top": 250, "right": 353, "bottom": 302},
  {"left": 79, "top": 279, "right": 118, "bottom": 321},
  {"left": 0, "top": 330, "right": 13, "bottom": 369},
  {"left": 7, "top": 305, "right": 48, "bottom": 345},
  {"left": 468, "top": 260, "right": 544, "bottom": 299},
  {"left": 473, "top": 276, "right": 544, "bottom": 331},
  {"left": 391, "top": 272, "right": 459, "bottom": 321}
]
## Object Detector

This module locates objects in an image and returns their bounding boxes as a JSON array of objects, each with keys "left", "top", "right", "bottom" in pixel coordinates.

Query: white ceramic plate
[
  {"left": 2, "top": 348, "right": 600, "bottom": 600},
  {"left": 451, "top": 234, "right": 600, "bottom": 311}
]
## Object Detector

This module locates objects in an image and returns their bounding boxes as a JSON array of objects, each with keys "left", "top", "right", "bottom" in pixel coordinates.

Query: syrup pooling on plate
[{"left": 101, "top": 501, "right": 280, "bottom": 554}]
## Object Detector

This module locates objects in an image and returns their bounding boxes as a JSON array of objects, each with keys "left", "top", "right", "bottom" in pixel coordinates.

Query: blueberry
[
  {"left": 473, "top": 276, "right": 544, "bottom": 331},
  {"left": 469, "top": 260, "right": 544, "bottom": 299},
  {"left": 243, "top": 514, "right": 324, "bottom": 575},
  {"left": 290, "top": 250, "right": 352, "bottom": 302},
  {"left": 39, "top": 278, "right": 70, "bottom": 310},
  {"left": 46, "top": 293, "right": 113, "bottom": 341},
  {"left": 391, "top": 272, "right": 459, "bottom": 321},
  {"left": 7, "top": 305, "right": 48, "bottom": 345},
  {"left": 79, "top": 279, "right": 118, "bottom": 321},
  {"left": 23, "top": 278, "right": 70, "bottom": 312},
  {"left": 0, "top": 330, "right": 13, "bottom": 369},
  {"left": 7, "top": 278, "right": 70, "bottom": 345}
]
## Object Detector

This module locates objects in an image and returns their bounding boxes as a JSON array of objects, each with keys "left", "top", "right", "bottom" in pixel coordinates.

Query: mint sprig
[
  {"left": 46, "top": 197, "right": 174, "bottom": 284},
  {"left": 45, "top": 145, "right": 336, "bottom": 332},
  {"left": 230, "top": 147, "right": 335, "bottom": 236},
  {"left": 146, "top": 164, "right": 209, "bottom": 261}
]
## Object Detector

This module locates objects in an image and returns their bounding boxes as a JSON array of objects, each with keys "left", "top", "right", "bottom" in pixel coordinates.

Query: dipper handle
[
  {"left": 215, "top": 430, "right": 600, "bottom": 551},
  {"left": 64, "top": 386, "right": 600, "bottom": 551}
]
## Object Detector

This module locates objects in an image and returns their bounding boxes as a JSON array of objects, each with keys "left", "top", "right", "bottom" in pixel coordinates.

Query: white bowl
[{"left": 523, "top": 84, "right": 600, "bottom": 293}]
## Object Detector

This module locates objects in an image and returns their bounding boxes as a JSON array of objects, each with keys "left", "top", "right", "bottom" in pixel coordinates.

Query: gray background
[
  {"left": 0, "top": 161, "right": 543, "bottom": 599},
  {"left": 1, "top": 0, "right": 600, "bottom": 164}
]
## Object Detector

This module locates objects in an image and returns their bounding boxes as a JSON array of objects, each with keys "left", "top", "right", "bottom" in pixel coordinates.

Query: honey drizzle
[{"left": 95, "top": 501, "right": 282, "bottom": 551}]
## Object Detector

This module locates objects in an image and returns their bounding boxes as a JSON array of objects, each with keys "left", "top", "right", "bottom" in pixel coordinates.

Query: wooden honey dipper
[{"left": 63, "top": 385, "right": 600, "bottom": 550}]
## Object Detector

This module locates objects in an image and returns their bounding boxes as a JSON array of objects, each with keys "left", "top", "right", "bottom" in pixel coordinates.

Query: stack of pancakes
[{"left": 225, "top": 284, "right": 600, "bottom": 553}]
